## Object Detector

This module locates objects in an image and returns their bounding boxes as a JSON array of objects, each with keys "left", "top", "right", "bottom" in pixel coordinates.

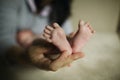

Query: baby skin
[
  {"left": 71, "top": 20, "right": 95, "bottom": 53},
  {"left": 43, "top": 20, "right": 95, "bottom": 55},
  {"left": 14, "top": 20, "right": 95, "bottom": 71}
]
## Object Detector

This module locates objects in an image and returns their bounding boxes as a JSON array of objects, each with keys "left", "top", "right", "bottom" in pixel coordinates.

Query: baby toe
[
  {"left": 88, "top": 25, "right": 95, "bottom": 33},
  {"left": 52, "top": 23, "right": 60, "bottom": 29},
  {"left": 46, "top": 38, "right": 52, "bottom": 43},
  {"left": 46, "top": 25, "right": 54, "bottom": 31},
  {"left": 43, "top": 33, "right": 51, "bottom": 39},
  {"left": 85, "top": 22, "right": 89, "bottom": 27},
  {"left": 79, "top": 20, "right": 85, "bottom": 26},
  {"left": 44, "top": 28, "right": 51, "bottom": 34}
]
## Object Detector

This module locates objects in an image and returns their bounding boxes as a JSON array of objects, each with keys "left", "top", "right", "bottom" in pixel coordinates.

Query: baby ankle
[{"left": 72, "top": 47, "right": 81, "bottom": 53}]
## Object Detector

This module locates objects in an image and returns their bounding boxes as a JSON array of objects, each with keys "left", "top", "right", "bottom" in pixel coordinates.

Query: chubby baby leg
[
  {"left": 71, "top": 20, "right": 95, "bottom": 53},
  {"left": 43, "top": 23, "right": 72, "bottom": 55},
  {"left": 16, "top": 30, "right": 35, "bottom": 48}
]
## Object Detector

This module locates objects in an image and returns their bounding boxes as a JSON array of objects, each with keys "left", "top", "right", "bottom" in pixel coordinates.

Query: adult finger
[{"left": 69, "top": 52, "right": 85, "bottom": 61}]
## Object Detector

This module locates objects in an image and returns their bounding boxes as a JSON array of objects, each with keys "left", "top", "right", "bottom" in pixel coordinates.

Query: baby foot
[
  {"left": 43, "top": 23, "right": 72, "bottom": 55},
  {"left": 72, "top": 20, "right": 95, "bottom": 53}
]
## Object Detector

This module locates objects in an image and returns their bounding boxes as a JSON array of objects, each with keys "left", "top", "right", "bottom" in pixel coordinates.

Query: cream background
[
  {"left": 3, "top": 0, "right": 120, "bottom": 80},
  {"left": 71, "top": 0, "right": 120, "bottom": 33}
]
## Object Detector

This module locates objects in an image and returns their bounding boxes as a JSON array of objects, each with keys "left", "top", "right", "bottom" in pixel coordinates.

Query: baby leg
[
  {"left": 16, "top": 29, "right": 47, "bottom": 48},
  {"left": 71, "top": 20, "right": 95, "bottom": 53},
  {"left": 43, "top": 23, "right": 72, "bottom": 55},
  {"left": 16, "top": 30, "right": 35, "bottom": 48}
]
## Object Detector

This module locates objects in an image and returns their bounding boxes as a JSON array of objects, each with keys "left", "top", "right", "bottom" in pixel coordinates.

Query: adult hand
[{"left": 28, "top": 47, "right": 84, "bottom": 71}]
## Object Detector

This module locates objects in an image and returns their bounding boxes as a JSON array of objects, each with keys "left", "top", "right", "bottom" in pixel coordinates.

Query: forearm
[{"left": 6, "top": 34, "right": 80, "bottom": 71}]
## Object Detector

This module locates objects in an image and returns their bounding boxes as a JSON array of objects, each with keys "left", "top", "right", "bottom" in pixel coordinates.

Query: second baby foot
[{"left": 72, "top": 20, "right": 95, "bottom": 53}]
